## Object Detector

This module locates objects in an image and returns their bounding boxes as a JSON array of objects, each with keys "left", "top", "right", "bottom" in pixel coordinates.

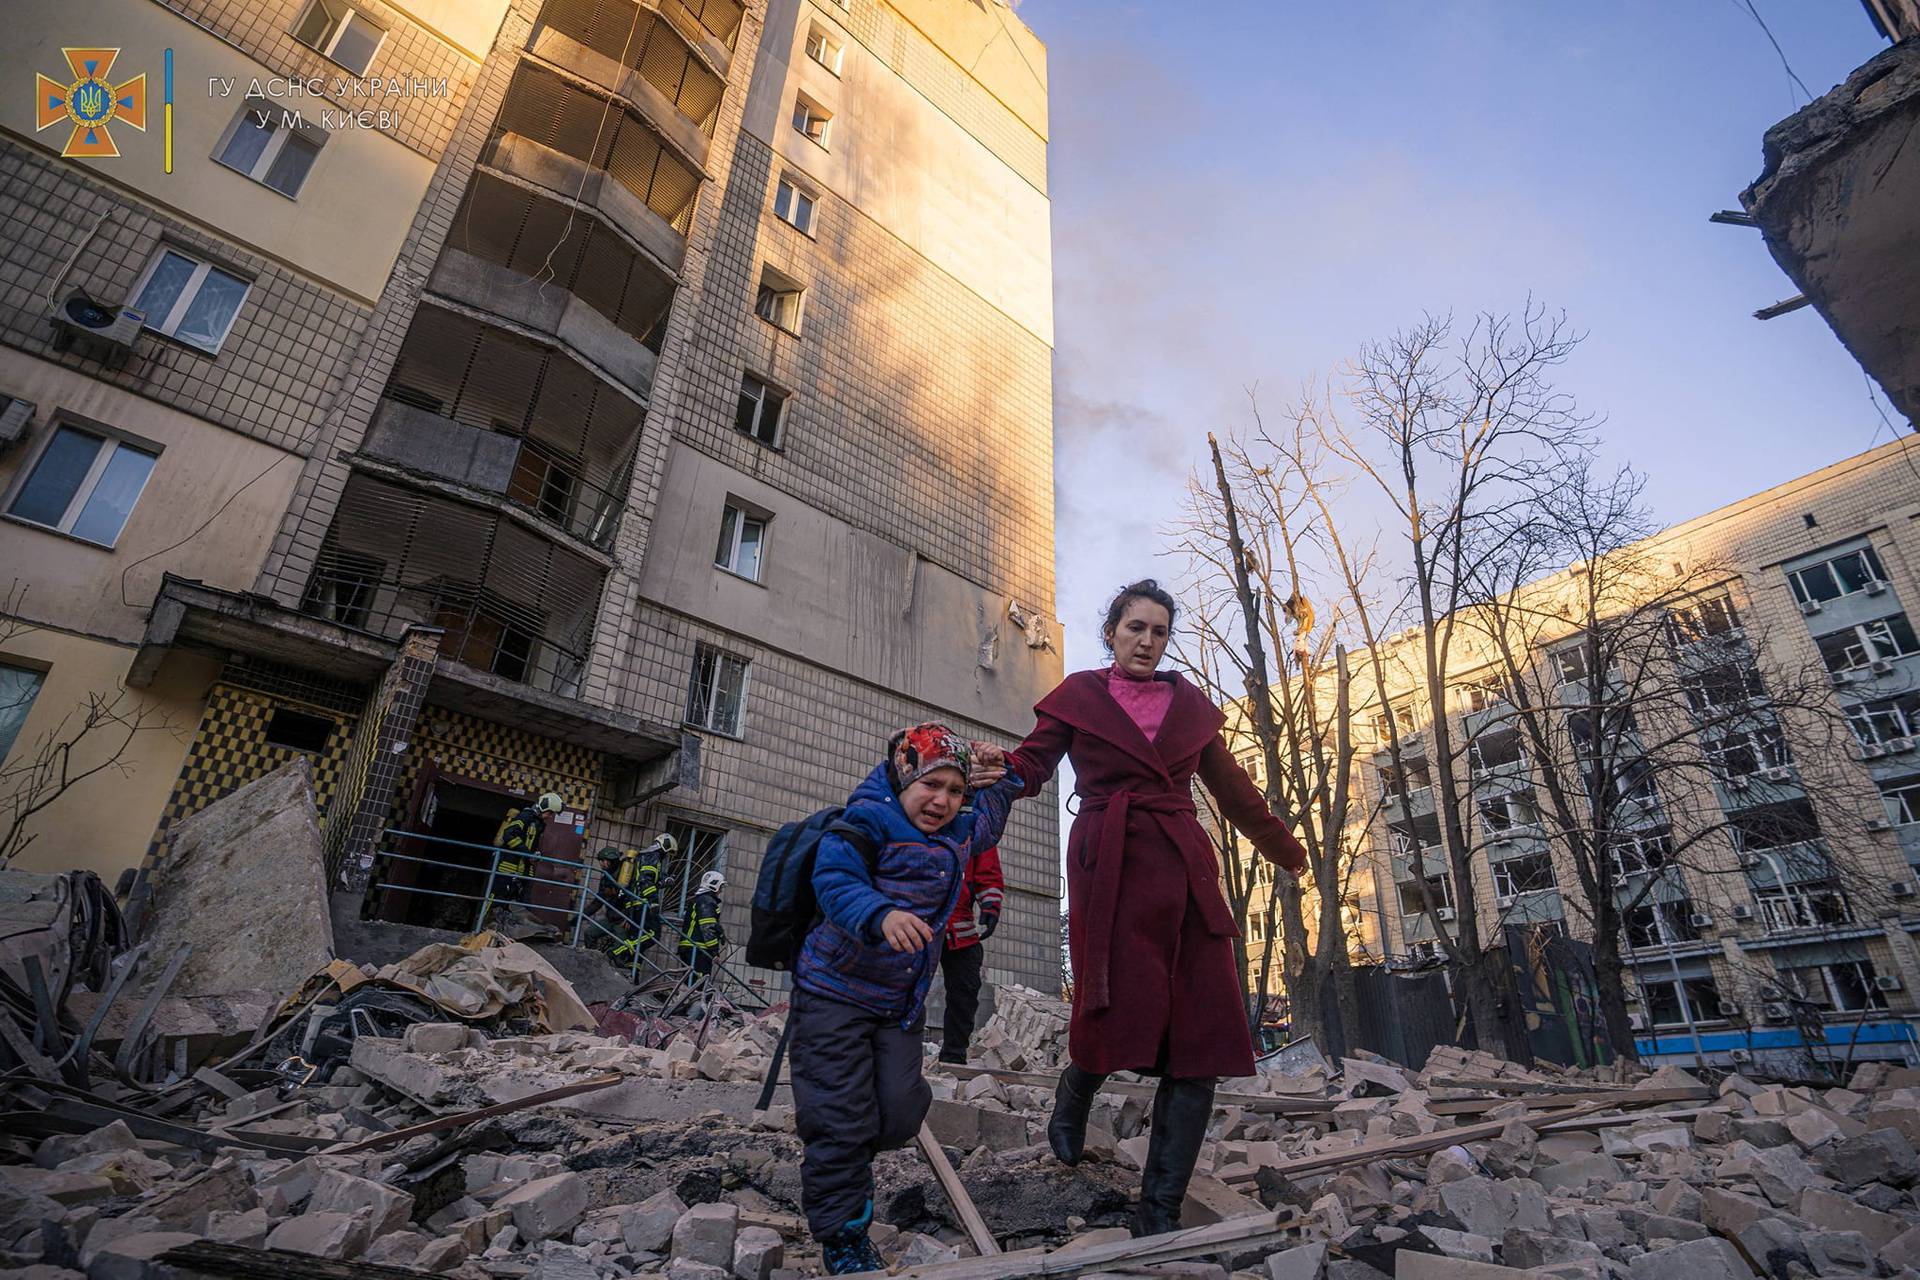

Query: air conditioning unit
[
  {"left": 1892, "top": 879, "right": 1915, "bottom": 897},
  {"left": 1717, "top": 999, "right": 1742, "bottom": 1017},
  {"left": 1830, "top": 670, "right": 1856, "bottom": 687},
  {"left": 1890, "top": 738, "right": 1917, "bottom": 754},
  {"left": 47, "top": 288, "right": 145, "bottom": 363},
  {"left": 1729, "top": 776, "right": 1751, "bottom": 791},
  {"left": 1435, "top": 906, "right": 1456, "bottom": 922},
  {"left": 1731, "top": 903, "right": 1755, "bottom": 921},
  {"left": 1762, "top": 766, "right": 1792, "bottom": 783},
  {"left": 1495, "top": 894, "right": 1516, "bottom": 908},
  {"left": 1762, "top": 1001, "right": 1792, "bottom": 1023},
  {"left": 1799, "top": 599, "right": 1823, "bottom": 615},
  {"left": 1728, "top": 1048, "right": 1754, "bottom": 1064},
  {"left": 1861, "top": 743, "right": 1889, "bottom": 760},
  {"left": 1872, "top": 659, "right": 1895, "bottom": 676},
  {"left": 1688, "top": 911, "right": 1714, "bottom": 929},
  {"left": 1876, "top": 975, "right": 1903, "bottom": 992},
  {"left": 1738, "top": 854, "right": 1761, "bottom": 870},
  {"left": 1627, "top": 1011, "right": 1646, "bottom": 1031},
  {"left": 1870, "top": 819, "right": 1896, "bottom": 834},
  {"left": 1491, "top": 831, "right": 1513, "bottom": 847},
  {"left": 0, "top": 396, "right": 33, "bottom": 449},
  {"left": 1866, "top": 579, "right": 1890, "bottom": 596}
]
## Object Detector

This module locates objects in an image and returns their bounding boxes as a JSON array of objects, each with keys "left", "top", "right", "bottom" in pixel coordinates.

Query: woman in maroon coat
[{"left": 982, "top": 580, "right": 1310, "bottom": 1236}]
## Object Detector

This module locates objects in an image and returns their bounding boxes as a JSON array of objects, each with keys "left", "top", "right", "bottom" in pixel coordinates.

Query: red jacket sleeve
[
  {"left": 1196, "top": 736, "right": 1310, "bottom": 875},
  {"left": 1007, "top": 710, "right": 1072, "bottom": 799},
  {"left": 970, "top": 845, "right": 1005, "bottom": 917}
]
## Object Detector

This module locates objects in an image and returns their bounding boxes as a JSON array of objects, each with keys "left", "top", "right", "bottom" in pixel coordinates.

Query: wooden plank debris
[
  {"left": 1426, "top": 1085, "right": 1709, "bottom": 1116},
  {"left": 934, "top": 1062, "right": 1339, "bottom": 1114},
  {"left": 886, "top": 1210, "right": 1303, "bottom": 1280},
  {"left": 916, "top": 1121, "right": 1001, "bottom": 1256}
]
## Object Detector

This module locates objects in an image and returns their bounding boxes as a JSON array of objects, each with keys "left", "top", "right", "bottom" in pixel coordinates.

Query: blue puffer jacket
[{"left": 795, "top": 762, "right": 1022, "bottom": 1026}]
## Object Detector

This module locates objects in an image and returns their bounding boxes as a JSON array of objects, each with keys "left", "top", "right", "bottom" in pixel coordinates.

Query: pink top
[{"left": 1105, "top": 665, "right": 1173, "bottom": 744}]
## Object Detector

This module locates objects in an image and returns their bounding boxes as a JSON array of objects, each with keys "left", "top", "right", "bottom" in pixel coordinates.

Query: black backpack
[{"left": 746, "top": 806, "right": 879, "bottom": 971}]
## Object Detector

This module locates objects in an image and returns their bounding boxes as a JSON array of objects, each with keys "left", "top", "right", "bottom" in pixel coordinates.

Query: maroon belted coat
[{"left": 1009, "top": 669, "right": 1310, "bottom": 1079}]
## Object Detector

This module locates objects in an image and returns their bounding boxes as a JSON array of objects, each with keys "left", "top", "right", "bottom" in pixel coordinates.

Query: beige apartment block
[
  {"left": 0, "top": 0, "right": 1061, "bottom": 1006},
  {"left": 1226, "top": 438, "right": 1920, "bottom": 1066}
]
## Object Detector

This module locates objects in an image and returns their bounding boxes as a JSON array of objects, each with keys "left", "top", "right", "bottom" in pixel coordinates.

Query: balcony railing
[{"left": 537, "top": 0, "right": 726, "bottom": 136}]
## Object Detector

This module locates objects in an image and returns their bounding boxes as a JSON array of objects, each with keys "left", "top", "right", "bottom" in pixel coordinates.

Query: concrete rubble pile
[{"left": 12, "top": 965, "right": 1920, "bottom": 1280}]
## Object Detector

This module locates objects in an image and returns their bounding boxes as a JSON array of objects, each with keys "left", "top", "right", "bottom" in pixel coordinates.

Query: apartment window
[
  {"left": 1626, "top": 899, "right": 1698, "bottom": 948},
  {"left": 1682, "top": 662, "right": 1764, "bottom": 713},
  {"left": 661, "top": 819, "right": 726, "bottom": 920},
  {"left": 1642, "top": 976, "right": 1722, "bottom": 1027},
  {"left": 773, "top": 177, "right": 816, "bottom": 234},
  {"left": 1237, "top": 751, "right": 1263, "bottom": 786},
  {"left": 1708, "top": 726, "right": 1792, "bottom": 778},
  {"left": 1610, "top": 828, "right": 1673, "bottom": 878},
  {"left": 1478, "top": 790, "right": 1539, "bottom": 833},
  {"left": 1788, "top": 545, "right": 1890, "bottom": 607},
  {"left": 292, "top": 0, "right": 387, "bottom": 74},
  {"left": 1396, "top": 874, "right": 1454, "bottom": 916},
  {"left": 804, "top": 23, "right": 844, "bottom": 74},
  {"left": 1883, "top": 778, "right": 1920, "bottom": 828},
  {"left": 1614, "top": 757, "right": 1661, "bottom": 808},
  {"left": 1816, "top": 614, "right": 1920, "bottom": 674},
  {"left": 1776, "top": 960, "right": 1885, "bottom": 1011},
  {"left": 7, "top": 424, "right": 158, "bottom": 547},
  {"left": 735, "top": 374, "right": 787, "bottom": 447},
  {"left": 0, "top": 663, "right": 46, "bottom": 760},
  {"left": 431, "top": 585, "right": 538, "bottom": 683},
  {"left": 714, "top": 502, "right": 768, "bottom": 581},
  {"left": 128, "top": 248, "right": 250, "bottom": 354},
  {"left": 1492, "top": 851, "right": 1555, "bottom": 899},
  {"left": 1757, "top": 885, "right": 1852, "bottom": 932},
  {"left": 506, "top": 441, "right": 580, "bottom": 527},
  {"left": 791, "top": 93, "right": 832, "bottom": 147},
  {"left": 1380, "top": 758, "right": 1433, "bottom": 799},
  {"left": 1461, "top": 679, "right": 1507, "bottom": 713},
  {"left": 264, "top": 707, "right": 334, "bottom": 755},
  {"left": 1370, "top": 703, "right": 1417, "bottom": 740},
  {"left": 214, "top": 100, "right": 323, "bottom": 197},
  {"left": 1666, "top": 594, "right": 1741, "bottom": 648},
  {"left": 1549, "top": 640, "right": 1595, "bottom": 685},
  {"left": 1730, "top": 799, "right": 1821, "bottom": 853},
  {"left": 1467, "top": 729, "right": 1525, "bottom": 777},
  {"left": 686, "top": 643, "right": 749, "bottom": 735},
  {"left": 754, "top": 266, "right": 804, "bottom": 333},
  {"left": 1388, "top": 822, "right": 1441, "bottom": 861},
  {"left": 1848, "top": 693, "right": 1920, "bottom": 748}
]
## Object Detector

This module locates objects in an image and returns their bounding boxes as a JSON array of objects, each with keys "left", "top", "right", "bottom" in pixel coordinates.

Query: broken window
[
  {"left": 1396, "top": 873, "right": 1453, "bottom": 916},
  {"left": 1467, "top": 728, "right": 1525, "bottom": 777},
  {"left": 265, "top": 707, "right": 334, "bottom": 755},
  {"left": 1817, "top": 614, "right": 1920, "bottom": 673},
  {"left": 1788, "top": 545, "right": 1889, "bottom": 606},
  {"left": 660, "top": 819, "right": 725, "bottom": 922},
  {"left": 1640, "top": 976, "right": 1722, "bottom": 1027},
  {"left": 1847, "top": 693, "right": 1920, "bottom": 748},
  {"left": 754, "top": 265, "right": 805, "bottom": 333},
  {"left": 1683, "top": 662, "right": 1765, "bottom": 713},
  {"left": 1492, "top": 851, "right": 1555, "bottom": 900},
  {"left": 1775, "top": 960, "right": 1885, "bottom": 1011},
  {"left": 686, "top": 643, "right": 749, "bottom": 735},
  {"left": 1625, "top": 898, "right": 1698, "bottom": 948},
  {"left": 1665, "top": 593, "right": 1742, "bottom": 648}
]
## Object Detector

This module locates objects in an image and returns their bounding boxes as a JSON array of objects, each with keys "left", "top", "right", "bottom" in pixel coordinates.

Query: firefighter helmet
[
  {"left": 698, "top": 870, "right": 725, "bottom": 895},
  {"left": 535, "top": 792, "right": 565, "bottom": 814}
]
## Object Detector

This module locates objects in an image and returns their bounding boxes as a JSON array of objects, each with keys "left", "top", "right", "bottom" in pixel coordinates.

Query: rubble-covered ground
[{"left": 13, "top": 970, "right": 1920, "bottom": 1280}]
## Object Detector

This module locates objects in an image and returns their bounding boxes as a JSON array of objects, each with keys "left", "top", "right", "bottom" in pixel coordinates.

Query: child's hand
[
  {"left": 969, "top": 742, "right": 1007, "bottom": 788},
  {"left": 880, "top": 910, "right": 935, "bottom": 952}
]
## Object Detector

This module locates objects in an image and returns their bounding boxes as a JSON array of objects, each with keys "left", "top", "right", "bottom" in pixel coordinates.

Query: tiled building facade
[
  {"left": 1234, "top": 441, "right": 1920, "bottom": 1067},
  {"left": 0, "top": 0, "right": 1061, "bottom": 1004}
]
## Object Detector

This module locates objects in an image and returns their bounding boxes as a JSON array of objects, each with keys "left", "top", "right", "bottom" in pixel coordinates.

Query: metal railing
[{"left": 367, "top": 827, "right": 769, "bottom": 1011}]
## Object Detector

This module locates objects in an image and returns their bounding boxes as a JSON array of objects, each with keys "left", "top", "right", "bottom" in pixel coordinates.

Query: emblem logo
[{"left": 36, "top": 48, "right": 147, "bottom": 158}]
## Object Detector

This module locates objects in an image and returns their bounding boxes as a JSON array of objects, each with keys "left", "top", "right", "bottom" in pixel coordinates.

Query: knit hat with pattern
[{"left": 888, "top": 722, "right": 973, "bottom": 793}]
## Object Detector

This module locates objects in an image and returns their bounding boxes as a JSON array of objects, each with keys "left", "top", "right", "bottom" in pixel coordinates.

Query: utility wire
[
  {"left": 1729, "top": 0, "right": 1815, "bottom": 105},
  {"left": 119, "top": 454, "right": 294, "bottom": 607}
]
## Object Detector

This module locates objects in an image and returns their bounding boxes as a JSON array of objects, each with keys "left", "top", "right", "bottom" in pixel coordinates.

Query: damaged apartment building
[{"left": 0, "top": 0, "right": 1061, "bottom": 1000}]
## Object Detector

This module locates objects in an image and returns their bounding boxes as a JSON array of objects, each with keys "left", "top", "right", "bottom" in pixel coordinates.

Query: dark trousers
[
  {"left": 788, "top": 987, "right": 931, "bottom": 1238},
  {"left": 939, "top": 943, "right": 985, "bottom": 1063}
]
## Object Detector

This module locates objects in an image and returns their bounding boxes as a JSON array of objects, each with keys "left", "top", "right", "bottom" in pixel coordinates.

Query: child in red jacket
[{"left": 938, "top": 843, "right": 1003, "bottom": 1064}]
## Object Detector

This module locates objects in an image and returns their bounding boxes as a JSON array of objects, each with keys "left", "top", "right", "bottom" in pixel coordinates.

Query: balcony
[
  {"left": 303, "top": 473, "right": 608, "bottom": 698},
  {"left": 439, "top": 173, "right": 673, "bottom": 398},
  {"left": 485, "top": 62, "right": 703, "bottom": 271},
  {"left": 531, "top": 0, "right": 724, "bottom": 161},
  {"left": 366, "top": 306, "right": 644, "bottom": 552},
  {"left": 659, "top": 0, "right": 743, "bottom": 67}
]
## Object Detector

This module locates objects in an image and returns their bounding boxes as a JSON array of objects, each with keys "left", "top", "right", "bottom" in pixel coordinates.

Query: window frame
[
  {"left": 1491, "top": 850, "right": 1556, "bottom": 900},
  {"left": 773, "top": 176, "right": 817, "bottom": 235},
  {"left": 1788, "top": 546, "right": 1890, "bottom": 606},
  {"left": 1849, "top": 694, "right": 1920, "bottom": 747},
  {"left": 713, "top": 500, "right": 769, "bottom": 583},
  {"left": 1818, "top": 614, "right": 1920, "bottom": 672},
  {"left": 791, "top": 92, "right": 832, "bottom": 148},
  {"left": 126, "top": 246, "right": 252, "bottom": 354},
  {"left": 4, "top": 420, "right": 161, "bottom": 548},
  {"left": 685, "top": 642, "right": 750, "bottom": 737},
  {"left": 735, "top": 372, "right": 788, "bottom": 447},
  {"left": 1396, "top": 872, "right": 1454, "bottom": 917},
  {"left": 804, "top": 22, "right": 845, "bottom": 74},
  {"left": 0, "top": 661, "right": 48, "bottom": 762},
  {"left": 1883, "top": 779, "right": 1920, "bottom": 828},
  {"left": 212, "top": 98, "right": 325, "bottom": 198},
  {"left": 753, "top": 265, "right": 805, "bottom": 334},
  {"left": 291, "top": 0, "right": 389, "bottom": 75}
]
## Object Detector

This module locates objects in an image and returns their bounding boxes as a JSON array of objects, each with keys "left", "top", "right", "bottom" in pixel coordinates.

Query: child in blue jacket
[{"left": 790, "top": 723, "right": 1021, "bottom": 1274}]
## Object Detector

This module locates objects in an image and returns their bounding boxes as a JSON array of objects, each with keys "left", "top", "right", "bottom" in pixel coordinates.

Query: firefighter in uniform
[
  {"left": 678, "top": 869, "right": 726, "bottom": 979},
  {"left": 589, "top": 835, "right": 673, "bottom": 962},
  {"left": 487, "top": 792, "right": 564, "bottom": 925}
]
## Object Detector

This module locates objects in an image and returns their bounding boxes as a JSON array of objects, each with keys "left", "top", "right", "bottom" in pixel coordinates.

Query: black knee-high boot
[
  {"left": 1046, "top": 1064, "right": 1107, "bottom": 1166},
  {"left": 1131, "top": 1076, "right": 1215, "bottom": 1237}
]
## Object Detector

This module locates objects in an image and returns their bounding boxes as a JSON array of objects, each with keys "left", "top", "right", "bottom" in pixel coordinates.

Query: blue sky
[{"left": 1015, "top": 0, "right": 1901, "bottom": 683}]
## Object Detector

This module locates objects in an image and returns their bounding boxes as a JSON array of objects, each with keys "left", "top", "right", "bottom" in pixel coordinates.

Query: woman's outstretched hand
[
  {"left": 969, "top": 741, "right": 1007, "bottom": 788},
  {"left": 880, "top": 909, "right": 935, "bottom": 952}
]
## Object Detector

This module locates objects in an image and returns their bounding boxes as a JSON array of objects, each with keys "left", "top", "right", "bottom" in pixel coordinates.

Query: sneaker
[{"left": 820, "top": 1227, "right": 885, "bottom": 1275}]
